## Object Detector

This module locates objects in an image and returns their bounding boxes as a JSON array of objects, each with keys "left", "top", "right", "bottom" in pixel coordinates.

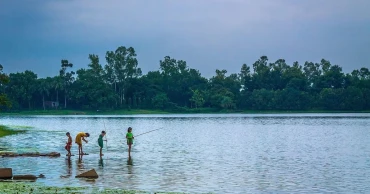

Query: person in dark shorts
[
  {"left": 98, "top": 130, "right": 106, "bottom": 157},
  {"left": 126, "top": 127, "right": 134, "bottom": 158}
]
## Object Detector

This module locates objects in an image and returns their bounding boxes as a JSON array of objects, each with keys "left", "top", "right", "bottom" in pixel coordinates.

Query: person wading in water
[
  {"left": 126, "top": 127, "right": 134, "bottom": 158},
  {"left": 75, "top": 132, "right": 90, "bottom": 155}
]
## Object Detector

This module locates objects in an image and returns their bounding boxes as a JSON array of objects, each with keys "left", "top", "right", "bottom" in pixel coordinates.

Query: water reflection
[
  {"left": 60, "top": 156, "right": 73, "bottom": 179},
  {"left": 77, "top": 154, "right": 85, "bottom": 172},
  {"left": 127, "top": 157, "right": 133, "bottom": 166},
  {"left": 99, "top": 158, "right": 104, "bottom": 167},
  {"left": 0, "top": 114, "right": 370, "bottom": 193},
  {"left": 66, "top": 156, "right": 72, "bottom": 176}
]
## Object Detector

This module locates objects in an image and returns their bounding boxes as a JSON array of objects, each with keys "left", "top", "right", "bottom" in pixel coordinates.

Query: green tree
[
  {"left": 269, "top": 59, "right": 290, "bottom": 90},
  {"left": 282, "top": 61, "right": 306, "bottom": 91},
  {"left": 274, "top": 88, "right": 311, "bottom": 110},
  {"left": 73, "top": 54, "right": 116, "bottom": 109},
  {"left": 318, "top": 63, "right": 345, "bottom": 89},
  {"left": 252, "top": 56, "right": 270, "bottom": 90},
  {"left": 60, "top": 60, "right": 75, "bottom": 109},
  {"left": 51, "top": 76, "right": 63, "bottom": 107},
  {"left": 0, "top": 64, "right": 11, "bottom": 109},
  {"left": 342, "top": 87, "right": 364, "bottom": 110},
  {"left": 7, "top": 71, "right": 37, "bottom": 109},
  {"left": 105, "top": 46, "right": 141, "bottom": 108},
  {"left": 239, "top": 63, "right": 252, "bottom": 91},
  {"left": 158, "top": 56, "right": 207, "bottom": 107},
  {"left": 2, "top": 52, "right": 370, "bottom": 112},
  {"left": 303, "top": 61, "right": 321, "bottom": 92},
  {"left": 220, "top": 96, "right": 235, "bottom": 109},
  {"left": 319, "top": 88, "right": 344, "bottom": 110},
  {"left": 207, "top": 69, "right": 239, "bottom": 109},
  {"left": 38, "top": 78, "right": 52, "bottom": 110},
  {"left": 152, "top": 93, "right": 169, "bottom": 110},
  {"left": 251, "top": 89, "right": 275, "bottom": 110},
  {"left": 190, "top": 89, "right": 205, "bottom": 108}
]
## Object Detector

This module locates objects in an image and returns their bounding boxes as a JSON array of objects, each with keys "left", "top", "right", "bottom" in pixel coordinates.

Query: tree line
[{"left": 1, "top": 46, "right": 369, "bottom": 112}]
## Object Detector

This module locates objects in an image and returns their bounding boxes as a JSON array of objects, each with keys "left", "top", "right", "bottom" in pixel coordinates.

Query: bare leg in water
[
  {"left": 128, "top": 144, "right": 132, "bottom": 158},
  {"left": 78, "top": 144, "right": 84, "bottom": 155}
]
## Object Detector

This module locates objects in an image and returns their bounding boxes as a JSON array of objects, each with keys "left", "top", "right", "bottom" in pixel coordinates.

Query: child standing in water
[
  {"left": 75, "top": 132, "right": 90, "bottom": 155},
  {"left": 98, "top": 131, "right": 106, "bottom": 157},
  {"left": 126, "top": 127, "right": 134, "bottom": 158},
  {"left": 65, "top": 132, "right": 72, "bottom": 156}
]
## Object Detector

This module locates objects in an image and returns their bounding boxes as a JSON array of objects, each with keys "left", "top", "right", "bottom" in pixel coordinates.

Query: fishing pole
[
  {"left": 103, "top": 120, "right": 108, "bottom": 150},
  {"left": 135, "top": 127, "right": 164, "bottom": 137}
]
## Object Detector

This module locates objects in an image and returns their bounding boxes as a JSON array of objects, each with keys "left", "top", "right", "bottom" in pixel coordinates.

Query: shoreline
[
  {"left": 1, "top": 109, "right": 370, "bottom": 116},
  {"left": 0, "top": 182, "right": 188, "bottom": 194}
]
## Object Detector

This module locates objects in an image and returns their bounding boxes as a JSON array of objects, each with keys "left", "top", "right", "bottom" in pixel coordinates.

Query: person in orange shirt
[{"left": 75, "top": 132, "right": 90, "bottom": 155}]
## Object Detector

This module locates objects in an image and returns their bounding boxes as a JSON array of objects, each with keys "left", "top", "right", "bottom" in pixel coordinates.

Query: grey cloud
[{"left": 1, "top": 0, "right": 369, "bottom": 78}]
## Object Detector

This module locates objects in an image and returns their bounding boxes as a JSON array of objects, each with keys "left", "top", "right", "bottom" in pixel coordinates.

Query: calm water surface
[{"left": 1, "top": 113, "right": 370, "bottom": 193}]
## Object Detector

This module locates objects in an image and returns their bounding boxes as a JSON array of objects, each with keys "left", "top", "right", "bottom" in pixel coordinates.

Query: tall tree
[
  {"left": 251, "top": 56, "right": 271, "bottom": 90},
  {"left": 37, "top": 77, "right": 52, "bottom": 110},
  {"left": 7, "top": 71, "right": 37, "bottom": 109},
  {"left": 303, "top": 61, "right": 322, "bottom": 92},
  {"left": 60, "top": 60, "right": 75, "bottom": 109},
  {"left": 52, "top": 76, "right": 63, "bottom": 107},
  {"left": 105, "top": 46, "right": 141, "bottom": 108},
  {"left": 239, "top": 64, "right": 252, "bottom": 91},
  {"left": 73, "top": 54, "right": 116, "bottom": 109},
  {"left": 1, "top": 52, "right": 369, "bottom": 112},
  {"left": 269, "top": 59, "right": 289, "bottom": 90},
  {"left": 207, "top": 69, "right": 238, "bottom": 109}
]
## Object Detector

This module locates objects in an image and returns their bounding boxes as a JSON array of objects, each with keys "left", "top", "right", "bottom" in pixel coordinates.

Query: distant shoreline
[{"left": 1, "top": 109, "right": 370, "bottom": 116}]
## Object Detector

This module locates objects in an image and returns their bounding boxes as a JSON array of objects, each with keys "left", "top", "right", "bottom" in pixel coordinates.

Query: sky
[{"left": 1, "top": 0, "right": 370, "bottom": 78}]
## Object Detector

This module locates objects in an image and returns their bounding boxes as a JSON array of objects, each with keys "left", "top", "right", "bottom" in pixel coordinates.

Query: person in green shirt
[
  {"left": 126, "top": 127, "right": 134, "bottom": 158},
  {"left": 98, "top": 131, "right": 107, "bottom": 157}
]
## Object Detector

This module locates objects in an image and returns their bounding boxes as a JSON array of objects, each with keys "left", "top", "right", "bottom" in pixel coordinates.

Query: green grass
[
  {"left": 0, "top": 182, "right": 196, "bottom": 194},
  {"left": 240, "top": 109, "right": 370, "bottom": 114},
  {"left": 100, "top": 109, "right": 171, "bottom": 115},
  {"left": 1, "top": 108, "right": 369, "bottom": 116},
  {"left": 0, "top": 109, "right": 171, "bottom": 115},
  {"left": 0, "top": 110, "right": 89, "bottom": 115},
  {"left": 0, "top": 125, "right": 26, "bottom": 138}
]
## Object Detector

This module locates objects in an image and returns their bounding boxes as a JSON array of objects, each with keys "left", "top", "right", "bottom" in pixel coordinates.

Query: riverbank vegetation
[
  {"left": 1, "top": 109, "right": 370, "bottom": 116},
  {"left": 0, "top": 109, "right": 171, "bottom": 115},
  {"left": 1, "top": 46, "right": 369, "bottom": 113}
]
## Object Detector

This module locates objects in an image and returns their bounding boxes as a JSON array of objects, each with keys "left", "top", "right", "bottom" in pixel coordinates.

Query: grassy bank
[
  {"left": 0, "top": 182, "right": 192, "bottom": 194},
  {"left": 0, "top": 109, "right": 170, "bottom": 115},
  {"left": 1, "top": 109, "right": 370, "bottom": 116},
  {"left": 0, "top": 125, "right": 26, "bottom": 138},
  {"left": 240, "top": 109, "right": 370, "bottom": 114}
]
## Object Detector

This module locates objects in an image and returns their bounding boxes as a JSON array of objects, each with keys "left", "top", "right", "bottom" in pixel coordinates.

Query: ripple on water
[{"left": 0, "top": 114, "right": 370, "bottom": 193}]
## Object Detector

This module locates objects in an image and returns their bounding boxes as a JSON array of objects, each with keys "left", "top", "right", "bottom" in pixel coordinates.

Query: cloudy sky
[{"left": 1, "top": 0, "right": 369, "bottom": 78}]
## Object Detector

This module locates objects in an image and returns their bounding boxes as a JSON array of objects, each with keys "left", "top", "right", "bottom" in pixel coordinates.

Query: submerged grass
[
  {"left": 0, "top": 125, "right": 26, "bottom": 138},
  {"left": 0, "top": 182, "right": 195, "bottom": 194},
  {"left": 5, "top": 125, "right": 33, "bottom": 129}
]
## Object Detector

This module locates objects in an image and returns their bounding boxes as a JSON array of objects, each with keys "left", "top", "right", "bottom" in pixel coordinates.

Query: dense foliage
[
  {"left": 0, "top": 64, "right": 11, "bottom": 108},
  {"left": 1, "top": 46, "right": 369, "bottom": 112}
]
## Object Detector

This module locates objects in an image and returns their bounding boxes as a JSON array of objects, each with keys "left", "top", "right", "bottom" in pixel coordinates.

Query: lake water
[{"left": 1, "top": 114, "right": 370, "bottom": 193}]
